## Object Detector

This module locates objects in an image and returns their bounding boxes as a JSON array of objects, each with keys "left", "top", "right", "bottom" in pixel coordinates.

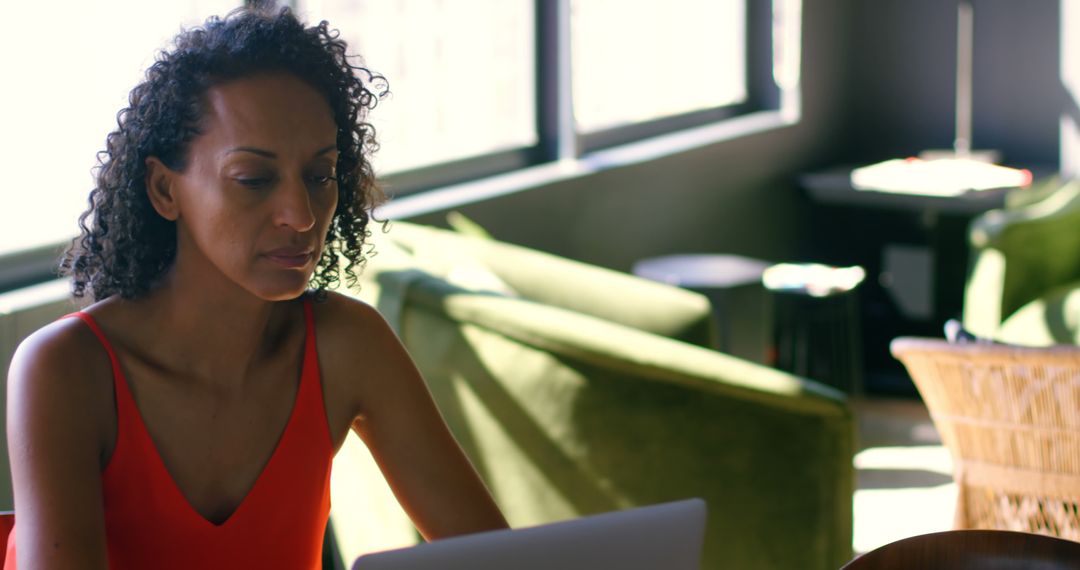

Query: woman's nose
[{"left": 273, "top": 177, "right": 316, "bottom": 232}]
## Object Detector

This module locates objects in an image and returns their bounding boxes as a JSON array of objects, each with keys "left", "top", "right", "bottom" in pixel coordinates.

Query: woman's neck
[{"left": 126, "top": 268, "right": 298, "bottom": 390}]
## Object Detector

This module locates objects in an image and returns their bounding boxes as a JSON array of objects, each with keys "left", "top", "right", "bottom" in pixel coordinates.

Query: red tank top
[{"left": 5, "top": 298, "right": 333, "bottom": 569}]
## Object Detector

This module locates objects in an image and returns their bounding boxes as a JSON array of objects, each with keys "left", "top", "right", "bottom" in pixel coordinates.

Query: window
[
  {"left": 571, "top": 0, "right": 746, "bottom": 134},
  {"left": 298, "top": 0, "right": 537, "bottom": 176},
  {"left": 295, "top": 0, "right": 776, "bottom": 182},
  {"left": 0, "top": 0, "right": 242, "bottom": 258},
  {"left": 0, "top": 0, "right": 798, "bottom": 290}
]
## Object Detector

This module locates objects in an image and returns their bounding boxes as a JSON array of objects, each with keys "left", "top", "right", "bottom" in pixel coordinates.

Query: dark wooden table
[{"left": 842, "top": 529, "right": 1080, "bottom": 569}]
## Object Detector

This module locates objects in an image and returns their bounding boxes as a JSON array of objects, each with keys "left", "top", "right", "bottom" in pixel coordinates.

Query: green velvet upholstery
[
  {"left": 329, "top": 222, "right": 854, "bottom": 570},
  {"left": 997, "top": 281, "right": 1080, "bottom": 345},
  {"left": 372, "top": 221, "right": 717, "bottom": 348},
  {"left": 963, "top": 178, "right": 1080, "bottom": 344}
]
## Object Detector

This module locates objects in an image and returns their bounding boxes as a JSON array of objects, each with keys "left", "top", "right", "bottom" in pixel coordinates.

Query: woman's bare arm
[
  {"left": 326, "top": 296, "right": 508, "bottom": 540},
  {"left": 7, "top": 320, "right": 111, "bottom": 569}
]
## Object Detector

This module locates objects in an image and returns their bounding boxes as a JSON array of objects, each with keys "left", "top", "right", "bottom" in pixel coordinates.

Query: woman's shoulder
[
  {"left": 309, "top": 290, "right": 411, "bottom": 380},
  {"left": 10, "top": 309, "right": 114, "bottom": 384},
  {"left": 23, "top": 297, "right": 133, "bottom": 382},
  {"left": 310, "top": 290, "right": 391, "bottom": 341},
  {"left": 7, "top": 309, "right": 116, "bottom": 447},
  {"left": 309, "top": 290, "right": 410, "bottom": 425}
]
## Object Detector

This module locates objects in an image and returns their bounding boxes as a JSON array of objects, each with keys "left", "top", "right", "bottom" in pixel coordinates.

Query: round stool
[{"left": 633, "top": 254, "right": 772, "bottom": 363}]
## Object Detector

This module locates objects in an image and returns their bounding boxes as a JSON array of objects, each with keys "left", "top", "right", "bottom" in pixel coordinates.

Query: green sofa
[
  {"left": 329, "top": 222, "right": 854, "bottom": 570},
  {"left": 963, "top": 177, "right": 1080, "bottom": 345}
]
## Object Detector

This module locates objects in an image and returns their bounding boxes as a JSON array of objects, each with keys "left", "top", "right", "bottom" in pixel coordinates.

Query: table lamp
[
  {"left": 851, "top": 0, "right": 1032, "bottom": 197},
  {"left": 920, "top": 0, "right": 996, "bottom": 163}
]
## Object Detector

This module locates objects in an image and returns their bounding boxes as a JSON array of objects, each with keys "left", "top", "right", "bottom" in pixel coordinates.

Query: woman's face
[{"left": 160, "top": 72, "right": 340, "bottom": 301}]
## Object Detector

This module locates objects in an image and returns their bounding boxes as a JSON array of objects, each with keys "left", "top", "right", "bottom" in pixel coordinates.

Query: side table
[
  {"left": 763, "top": 263, "right": 866, "bottom": 395},
  {"left": 798, "top": 164, "right": 1050, "bottom": 394},
  {"left": 632, "top": 254, "right": 772, "bottom": 364}
]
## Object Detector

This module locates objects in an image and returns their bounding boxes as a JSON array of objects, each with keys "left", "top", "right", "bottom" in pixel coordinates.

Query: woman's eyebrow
[
  {"left": 227, "top": 146, "right": 276, "bottom": 158},
  {"left": 225, "top": 145, "right": 337, "bottom": 158}
]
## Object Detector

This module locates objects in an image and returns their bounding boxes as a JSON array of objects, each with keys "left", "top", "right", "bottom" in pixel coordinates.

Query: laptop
[{"left": 351, "top": 498, "right": 707, "bottom": 570}]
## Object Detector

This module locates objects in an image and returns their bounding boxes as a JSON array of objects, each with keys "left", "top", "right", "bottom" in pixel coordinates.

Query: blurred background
[{"left": 2, "top": 0, "right": 1077, "bottom": 562}]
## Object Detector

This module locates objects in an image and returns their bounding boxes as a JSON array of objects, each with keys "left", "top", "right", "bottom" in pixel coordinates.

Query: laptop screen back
[{"left": 351, "top": 498, "right": 707, "bottom": 570}]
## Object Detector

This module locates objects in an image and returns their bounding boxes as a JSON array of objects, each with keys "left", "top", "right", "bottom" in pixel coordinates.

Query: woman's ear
[{"left": 145, "top": 157, "right": 180, "bottom": 221}]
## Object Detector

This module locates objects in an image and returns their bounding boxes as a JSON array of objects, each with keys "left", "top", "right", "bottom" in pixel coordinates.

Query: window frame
[{"left": 381, "top": 0, "right": 778, "bottom": 194}]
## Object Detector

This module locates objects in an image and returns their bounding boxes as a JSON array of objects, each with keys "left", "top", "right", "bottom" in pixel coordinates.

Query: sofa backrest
[{"left": 368, "top": 222, "right": 716, "bottom": 348}]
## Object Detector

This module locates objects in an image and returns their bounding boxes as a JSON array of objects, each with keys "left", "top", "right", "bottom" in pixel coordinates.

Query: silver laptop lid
[{"left": 352, "top": 498, "right": 707, "bottom": 570}]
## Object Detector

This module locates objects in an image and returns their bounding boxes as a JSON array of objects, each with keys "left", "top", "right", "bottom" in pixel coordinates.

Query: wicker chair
[{"left": 890, "top": 338, "right": 1080, "bottom": 540}]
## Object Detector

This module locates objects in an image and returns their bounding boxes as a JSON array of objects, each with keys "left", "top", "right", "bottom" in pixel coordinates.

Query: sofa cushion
[{"left": 997, "top": 280, "right": 1080, "bottom": 346}]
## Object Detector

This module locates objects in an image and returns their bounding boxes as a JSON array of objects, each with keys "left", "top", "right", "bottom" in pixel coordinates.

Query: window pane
[
  {"left": 571, "top": 0, "right": 747, "bottom": 133},
  {"left": 298, "top": 0, "right": 537, "bottom": 175},
  {"left": 0, "top": 1, "right": 241, "bottom": 257}
]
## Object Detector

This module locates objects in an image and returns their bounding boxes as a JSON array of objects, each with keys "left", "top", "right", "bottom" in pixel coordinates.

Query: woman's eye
[
  {"left": 235, "top": 177, "right": 271, "bottom": 188},
  {"left": 308, "top": 174, "right": 336, "bottom": 186}
]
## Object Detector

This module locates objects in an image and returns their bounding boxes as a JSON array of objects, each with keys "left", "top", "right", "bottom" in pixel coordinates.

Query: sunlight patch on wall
[{"left": 1061, "top": 0, "right": 1080, "bottom": 177}]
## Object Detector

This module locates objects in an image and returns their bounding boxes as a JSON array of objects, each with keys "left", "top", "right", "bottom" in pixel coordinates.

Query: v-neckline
[{"left": 98, "top": 310, "right": 310, "bottom": 529}]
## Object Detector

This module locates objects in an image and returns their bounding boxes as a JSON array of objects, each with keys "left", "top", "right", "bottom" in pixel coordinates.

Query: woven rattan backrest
[{"left": 891, "top": 338, "right": 1080, "bottom": 540}]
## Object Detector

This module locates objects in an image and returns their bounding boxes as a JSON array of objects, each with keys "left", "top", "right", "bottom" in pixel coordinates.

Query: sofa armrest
[{"left": 371, "top": 270, "right": 853, "bottom": 569}]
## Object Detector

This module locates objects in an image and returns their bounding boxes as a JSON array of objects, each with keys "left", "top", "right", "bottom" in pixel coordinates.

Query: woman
[{"left": 5, "top": 7, "right": 507, "bottom": 569}]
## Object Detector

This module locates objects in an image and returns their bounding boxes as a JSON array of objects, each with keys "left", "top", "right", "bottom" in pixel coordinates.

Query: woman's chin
[
  {"left": 260, "top": 289, "right": 310, "bottom": 302},
  {"left": 248, "top": 273, "right": 314, "bottom": 301}
]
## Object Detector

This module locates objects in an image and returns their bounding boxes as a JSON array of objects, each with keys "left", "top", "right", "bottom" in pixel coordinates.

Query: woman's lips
[{"left": 263, "top": 251, "right": 312, "bottom": 268}]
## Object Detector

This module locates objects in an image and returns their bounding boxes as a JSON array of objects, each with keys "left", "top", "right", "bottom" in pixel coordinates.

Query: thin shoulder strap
[
  {"left": 301, "top": 298, "right": 318, "bottom": 364},
  {"left": 300, "top": 297, "right": 321, "bottom": 389},
  {"left": 62, "top": 312, "right": 130, "bottom": 400},
  {"left": 299, "top": 297, "right": 332, "bottom": 447}
]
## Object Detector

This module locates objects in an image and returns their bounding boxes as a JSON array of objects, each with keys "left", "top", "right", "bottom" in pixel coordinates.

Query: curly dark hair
[{"left": 60, "top": 6, "right": 388, "bottom": 301}]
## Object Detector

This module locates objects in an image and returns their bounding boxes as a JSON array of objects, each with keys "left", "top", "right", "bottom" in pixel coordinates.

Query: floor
[{"left": 851, "top": 396, "right": 957, "bottom": 555}]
